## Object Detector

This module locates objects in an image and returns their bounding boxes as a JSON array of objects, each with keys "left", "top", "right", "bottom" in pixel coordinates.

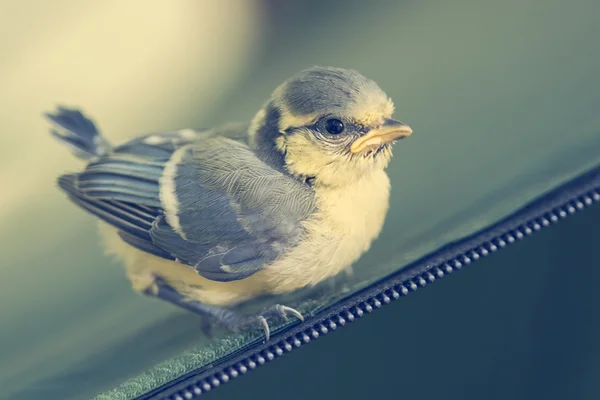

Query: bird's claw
[
  {"left": 274, "top": 304, "right": 305, "bottom": 322},
  {"left": 257, "top": 316, "right": 271, "bottom": 341},
  {"left": 256, "top": 304, "right": 304, "bottom": 341}
]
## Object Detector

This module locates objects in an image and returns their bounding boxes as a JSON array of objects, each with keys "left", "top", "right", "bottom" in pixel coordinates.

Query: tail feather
[{"left": 46, "top": 106, "right": 111, "bottom": 160}]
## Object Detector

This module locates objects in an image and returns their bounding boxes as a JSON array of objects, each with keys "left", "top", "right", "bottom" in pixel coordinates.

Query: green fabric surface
[{"left": 2, "top": 1, "right": 599, "bottom": 399}]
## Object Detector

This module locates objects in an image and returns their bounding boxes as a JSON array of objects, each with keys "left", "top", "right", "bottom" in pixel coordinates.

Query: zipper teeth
[{"left": 164, "top": 188, "right": 600, "bottom": 400}]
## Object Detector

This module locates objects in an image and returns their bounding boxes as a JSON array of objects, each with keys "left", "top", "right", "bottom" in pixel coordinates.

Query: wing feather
[{"left": 59, "top": 132, "right": 316, "bottom": 282}]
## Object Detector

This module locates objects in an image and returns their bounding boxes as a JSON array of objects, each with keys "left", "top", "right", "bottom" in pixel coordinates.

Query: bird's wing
[{"left": 61, "top": 134, "right": 316, "bottom": 282}]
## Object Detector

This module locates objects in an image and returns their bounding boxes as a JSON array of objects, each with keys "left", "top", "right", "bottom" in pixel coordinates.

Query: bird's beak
[{"left": 350, "top": 119, "right": 413, "bottom": 153}]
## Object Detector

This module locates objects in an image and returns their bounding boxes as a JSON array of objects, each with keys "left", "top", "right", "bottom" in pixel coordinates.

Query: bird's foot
[
  {"left": 203, "top": 303, "right": 304, "bottom": 341},
  {"left": 144, "top": 276, "right": 303, "bottom": 341},
  {"left": 246, "top": 304, "right": 304, "bottom": 341}
]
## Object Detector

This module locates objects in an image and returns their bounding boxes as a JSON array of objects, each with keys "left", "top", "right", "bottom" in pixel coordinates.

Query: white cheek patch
[{"left": 283, "top": 133, "right": 330, "bottom": 177}]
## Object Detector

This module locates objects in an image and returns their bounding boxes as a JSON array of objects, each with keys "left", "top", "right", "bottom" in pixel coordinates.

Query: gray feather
[
  {"left": 60, "top": 130, "right": 316, "bottom": 283},
  {"left": 46, "top": 106, "right": 112, "bottom": 160}
]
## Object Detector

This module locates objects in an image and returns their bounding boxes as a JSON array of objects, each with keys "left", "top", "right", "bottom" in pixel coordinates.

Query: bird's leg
[{"left": 144, "top": 277, "right": 303, "bottom": 341}]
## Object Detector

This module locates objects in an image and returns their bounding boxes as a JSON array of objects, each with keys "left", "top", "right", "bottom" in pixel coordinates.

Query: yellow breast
[{"left": 263, "top": 170, "right": 391, "bottom": 293}]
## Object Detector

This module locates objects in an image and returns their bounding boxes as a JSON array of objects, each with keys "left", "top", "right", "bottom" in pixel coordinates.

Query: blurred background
[{"left": 1, "top": 1, "right": 599, "bottom": 399}]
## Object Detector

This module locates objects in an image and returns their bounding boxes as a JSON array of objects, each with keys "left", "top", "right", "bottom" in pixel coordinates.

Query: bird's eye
[{"left": 325, "top": 118, "right": 345, "bottom": 135}]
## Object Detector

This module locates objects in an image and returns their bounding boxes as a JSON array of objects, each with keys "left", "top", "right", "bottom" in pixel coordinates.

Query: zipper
[{"left": 140, "top": 165, "right": 600, "bottom": 400}]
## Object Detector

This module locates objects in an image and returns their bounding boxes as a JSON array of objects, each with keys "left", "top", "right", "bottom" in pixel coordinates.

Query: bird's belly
[{"left": 98, "top": 222, "right": 270, "bottom": 307}]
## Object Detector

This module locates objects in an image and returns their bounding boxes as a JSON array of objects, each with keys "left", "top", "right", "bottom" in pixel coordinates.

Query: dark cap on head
[{"left": 281, "top": 66, "right": 390, "bottom": 116}]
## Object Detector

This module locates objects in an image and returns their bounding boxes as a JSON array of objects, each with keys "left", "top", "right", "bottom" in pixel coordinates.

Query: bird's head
[{"left": 249, "top": 66, "right": 412, "bottom": 187}]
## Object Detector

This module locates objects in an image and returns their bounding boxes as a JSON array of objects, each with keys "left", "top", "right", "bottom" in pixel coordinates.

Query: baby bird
[{"left": 47, "top": 66, "right": 413, "bottom": 340}]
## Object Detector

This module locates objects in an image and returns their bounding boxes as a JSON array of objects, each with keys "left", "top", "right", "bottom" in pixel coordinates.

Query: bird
[{"left": 47, "top": 66, "right": 413, "bottom": 340}]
